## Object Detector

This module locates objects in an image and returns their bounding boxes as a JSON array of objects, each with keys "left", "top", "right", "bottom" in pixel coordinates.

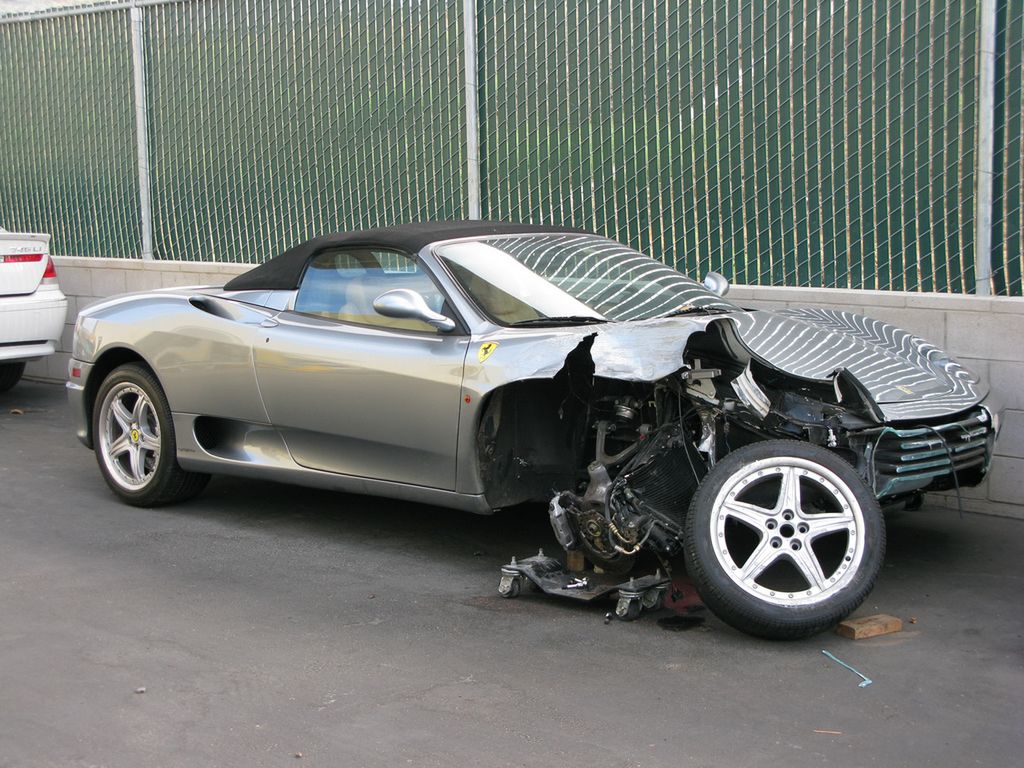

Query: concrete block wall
[
  {"left": 26, "top": 257, "right": 248, "bottom": 381},
  {"left": 27, "top": 257, "right": 1024, "bottom": 519}
]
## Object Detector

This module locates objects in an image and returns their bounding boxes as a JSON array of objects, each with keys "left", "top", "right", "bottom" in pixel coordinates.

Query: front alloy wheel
[
  {"left": 98, "top": 380, "right": 162, "bottom": 490},
  {"left": 683, "top": 440, "right": 884, "bottom": 639},
  {"left": 92, "top": 364, "right": 209, "bottom": 506}
]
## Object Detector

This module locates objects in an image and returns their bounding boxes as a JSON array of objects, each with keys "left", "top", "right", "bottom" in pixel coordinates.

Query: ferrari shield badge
[{"left": 478, "top": 342, "right": 499, "bottom": 363}]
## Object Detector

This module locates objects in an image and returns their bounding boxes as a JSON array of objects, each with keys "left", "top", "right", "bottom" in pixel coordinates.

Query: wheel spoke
[
  {"left": 132, "top": 394, "right": 150, "bottom": 424},
  {"left": 138, "top": 421, "right": 160, "bottom": 453},
  {"left": 739, "top": 536, "right": 781, "bottom": 581},
  {"left": 108, "top": 433, "right": 131, "bottom": 458},
  {"left": 790, "top": 545, "right": 828, "bottom": 590},
  {"left": 804, "top": 512, "right": 855, "bottom": 539},
  {"left": 128, "top": 444, "right": 146, "bottom": 481},
  {"left": 774, "top": 466, "right": 802, "bottom": 514},
  {"left": 111, "top": 399, "right": 133, "bottom": 432},
  {"left": 721, "top": 499, "right": 773, "bottom": 531},
  {"left": 139, "top": 434, "right": 161, "bottom": 453}
]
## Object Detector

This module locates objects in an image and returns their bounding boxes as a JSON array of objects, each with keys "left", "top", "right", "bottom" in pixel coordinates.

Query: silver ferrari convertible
[{"left": 68, "top": 222, "right": 998, "bottom": 638}]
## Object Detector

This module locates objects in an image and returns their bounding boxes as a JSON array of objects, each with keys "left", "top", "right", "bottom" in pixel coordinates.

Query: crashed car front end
[
  {"left": 437, "top": 233, "right": 998, "bottom": 638},
  {"left": 727, "top": 306, "right": 997, "bottom": 503}
]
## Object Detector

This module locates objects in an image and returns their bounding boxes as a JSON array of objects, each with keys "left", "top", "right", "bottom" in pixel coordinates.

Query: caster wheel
[
  {"left": 642, "top": 588, "right": 664, "bottom": 611},
  {"left": 498, "top": 574, "right": 522, "bottom": 598},
  {"left": 615, "top": 597, "right": 641, "bottom": 621}
]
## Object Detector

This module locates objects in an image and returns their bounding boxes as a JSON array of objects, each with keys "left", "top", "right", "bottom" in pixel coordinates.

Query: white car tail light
[
  {"left": 41, "top": 255, "right": 58, "bottom": 284},
  {"left": 0, "top": 253, "right": 44, "bottom": 263}
]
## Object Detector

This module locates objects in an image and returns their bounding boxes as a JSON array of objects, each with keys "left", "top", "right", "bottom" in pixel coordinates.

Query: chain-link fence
[
  {"left": 993, "top": 0, "right": 1023, "bottom": 295},
  {"left": 0, "top": 7, "right": 139, "bottom": 257},
  {"left": 0, "top": 0, "right": 1021, "bottom": 296},
  {"left": 480, "top": 1, "right": 981, "bottom": 293},
  {"left": 144, "top": 0, "right": 466, "bottom": 262}
]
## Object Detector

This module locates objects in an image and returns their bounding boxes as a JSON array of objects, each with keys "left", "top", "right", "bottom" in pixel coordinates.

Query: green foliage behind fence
[{"left": 0, "top": 0, "right": 1020, "bottom": 295}]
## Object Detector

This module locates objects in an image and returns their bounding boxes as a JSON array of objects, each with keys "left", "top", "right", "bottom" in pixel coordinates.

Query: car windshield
[{"left": 434, "top": 233, "right": 736, "bottom": 324}]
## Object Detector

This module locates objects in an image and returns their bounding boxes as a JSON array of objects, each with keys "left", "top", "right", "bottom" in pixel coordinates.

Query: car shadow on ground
[
  {"left": 189, "top": 475, "right": 561, "bottom": 561},
  {"left": 164, "top": 472, "right": 975, "bottom": 634}
]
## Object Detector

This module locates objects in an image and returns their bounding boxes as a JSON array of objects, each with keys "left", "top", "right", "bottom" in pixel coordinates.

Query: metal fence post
[
  {"left": 463, "top": 0, "right": 481, "bottom": 220},
  {"left": 130, "top": 4, "right": 154, "bottom": 259},
  {"left": 975, "top": 0, "right": 997, "bottom": 295}
]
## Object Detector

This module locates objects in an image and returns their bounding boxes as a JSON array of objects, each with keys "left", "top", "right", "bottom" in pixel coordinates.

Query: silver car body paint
[
  {"left": 68, "top": 233, "right": 991, "bottom": 512},
  {"left": 728, "top": 308, "right": 985, "bottom": 420}
]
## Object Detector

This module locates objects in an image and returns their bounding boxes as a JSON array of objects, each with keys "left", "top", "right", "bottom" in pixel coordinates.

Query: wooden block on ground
[{"left": 836, "top": 614, "right": 903, "bottom": 640}]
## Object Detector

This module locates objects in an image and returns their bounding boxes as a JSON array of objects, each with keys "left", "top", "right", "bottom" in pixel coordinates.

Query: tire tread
[{"left": 0, "top": 362, "right": 26, "bottom": 393}]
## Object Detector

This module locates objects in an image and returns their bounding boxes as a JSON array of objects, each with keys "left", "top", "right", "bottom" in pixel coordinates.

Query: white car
[{"left": 0, "top": 227, "right": 67, "bottom": 391}]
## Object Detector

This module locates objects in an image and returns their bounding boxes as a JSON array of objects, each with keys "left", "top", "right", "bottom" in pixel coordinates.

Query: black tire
[
  {"left": 92, "top": 363, "right": 210, "bottom": 507},
  {"left": 0, "top": 362, "right": 25, "bottom": 393},
  {"left": 683, "top": 440, "right": 885, "bottom": 640}
]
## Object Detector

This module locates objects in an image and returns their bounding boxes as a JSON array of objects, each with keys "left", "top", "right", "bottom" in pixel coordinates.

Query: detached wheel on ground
[
  {"left": 683, "top": 440, "right": 884, "bottom": 640},
  {"left": 0, "top": 362, "right": 25, "bottom": 393},
  {"left": 92, "top": 363, "right": 209, "bottom": 507}
]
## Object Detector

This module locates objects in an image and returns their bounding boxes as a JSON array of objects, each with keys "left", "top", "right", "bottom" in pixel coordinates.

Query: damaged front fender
[{"left": 455, "top": 315, "right": 745, "bottom": 498}]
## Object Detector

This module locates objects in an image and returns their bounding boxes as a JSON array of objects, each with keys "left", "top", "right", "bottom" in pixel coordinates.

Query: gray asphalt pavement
[{"left": 1, "top": 380, "right": 1022, "bottom": 768}]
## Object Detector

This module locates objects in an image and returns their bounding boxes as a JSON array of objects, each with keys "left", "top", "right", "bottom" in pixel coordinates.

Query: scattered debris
[
  {"left": 134, "top": 687, "right": 146, "bottom": 694},
  {"left": 497, "top": 551, "right": 669, "bottom": 622},
  {"left": 9, "top": 408, "right": 23, "bottom": 415},
  {"left": 822, "top": 650, "right": 873, "bottom": 687},
  {"left": 472, "top": 550, "right": 485, "bottom": 557},
  {"left": 294, "top": 752, "right": 303, "bottom": 759},
  {"left": 909, "top": 617, "right": 918, "bottom": 624},
  {"left": 367, "top": 594, "right": 375, "bottom": 599},
  {"left": 836, "top": 614, "right": 903, "bottom": 640},
  {"left": 813, "top": 729, "right": 843, "bottom": 736}
]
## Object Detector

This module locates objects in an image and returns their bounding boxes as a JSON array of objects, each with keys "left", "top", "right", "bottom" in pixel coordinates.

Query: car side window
[{"left": 294, "top": 248, "right": 447, "bottom": 333}]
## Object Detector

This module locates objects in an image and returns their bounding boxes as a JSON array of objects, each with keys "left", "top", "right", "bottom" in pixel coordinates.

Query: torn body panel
[
  {"left": 728, "top": 307, "right": 987, "bottom": 420},
  {"left": 458, "top": 316, "right": 736, "bottom": 500},
  {"left": 460, "top": 306, "right": 993, "bottom": 506}
]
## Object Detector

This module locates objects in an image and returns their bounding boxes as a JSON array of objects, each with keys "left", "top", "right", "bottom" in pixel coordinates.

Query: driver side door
[{"left": 253, "top": 247, "right": 469, "bottom": 490}]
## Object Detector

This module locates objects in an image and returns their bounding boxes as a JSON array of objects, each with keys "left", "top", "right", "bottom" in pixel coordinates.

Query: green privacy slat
[
  {"left": 992, "top": 0, "right": 1023, "bottom": 295},
  {"left": 0, "top": 0, "right": 1017, "bottom": 294},
  {"left": 144, "top": 0, "right": 466, "bottom": 263},
  {"left": 0, "top": 11, "right": 139, "bottom": 257},
  {"left": 479, "top": 0, "right": 998, "bottom": 293}
]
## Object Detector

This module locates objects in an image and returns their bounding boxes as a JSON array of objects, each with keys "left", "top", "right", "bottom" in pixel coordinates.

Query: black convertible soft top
[{"left": 224, "top": 221, "right": 585, "bottom": 291}]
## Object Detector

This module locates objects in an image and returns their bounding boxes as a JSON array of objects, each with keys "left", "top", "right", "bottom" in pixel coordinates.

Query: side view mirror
[
  {"left": 373, "top": 289, "right": 457, "bottom": 333},
  {"left": 703, "top": 271, "right": 730, "bottom": 297}
]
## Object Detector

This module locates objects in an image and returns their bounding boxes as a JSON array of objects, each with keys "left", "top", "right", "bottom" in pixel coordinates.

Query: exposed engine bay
[{"left": 478, "top": 328, "right": 995, "bottom": 637}]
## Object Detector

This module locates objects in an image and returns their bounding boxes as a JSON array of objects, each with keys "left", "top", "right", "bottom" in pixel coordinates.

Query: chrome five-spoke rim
[
  {"left": 710, "top": 456, "right": 866, "bottom": 606},
  {"left": 99, "top": 383, "right": 161, "bottom": 490}
]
